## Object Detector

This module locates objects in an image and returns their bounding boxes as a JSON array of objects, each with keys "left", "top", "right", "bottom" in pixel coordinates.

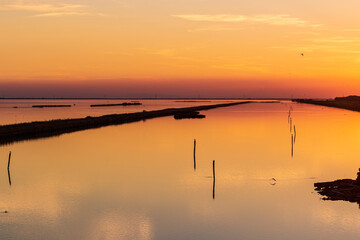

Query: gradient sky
[{"left": 1, "top": 0, "right": 360, "bottom": 98}]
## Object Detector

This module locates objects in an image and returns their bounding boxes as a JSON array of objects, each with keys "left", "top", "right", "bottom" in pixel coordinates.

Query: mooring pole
[
  {"left": 213, "top": 160, "right": 215, "bottom": 199},
  {"left": 213, "top": 160, "right": 215, "bottom": 180},
  {"left": 7, "top": 151, "right": 11, "bottom": 170},
  {"left": 193, "top": 139, "right": 196, "bottom": 170}
]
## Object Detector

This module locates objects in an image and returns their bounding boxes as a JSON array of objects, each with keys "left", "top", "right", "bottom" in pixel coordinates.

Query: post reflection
[
  {"left": 291, "top": 134, "right": 294, "bottom": 157},
  {"left": 8, "top": 168, "right": 11, "bottom": 186},
  {"left": 288, "top": 106, "right": 297, "bottom": 158},
  {"left": 213, "top": 177, "right": 215, "bottom": 199}
]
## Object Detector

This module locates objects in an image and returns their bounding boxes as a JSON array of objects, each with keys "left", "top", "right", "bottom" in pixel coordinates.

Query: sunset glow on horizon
[{"left": 1, "top": 0, "right": 360, "bottom": 97}]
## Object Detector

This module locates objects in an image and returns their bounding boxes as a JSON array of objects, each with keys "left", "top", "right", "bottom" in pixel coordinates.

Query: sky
[{"left": 0, "top": 0, "right": 360, "bottom": 98}]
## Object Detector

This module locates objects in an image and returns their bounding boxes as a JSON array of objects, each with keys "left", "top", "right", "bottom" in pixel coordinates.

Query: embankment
[{"left": 0, "top": 101, "right": 250, "bottom": 145}]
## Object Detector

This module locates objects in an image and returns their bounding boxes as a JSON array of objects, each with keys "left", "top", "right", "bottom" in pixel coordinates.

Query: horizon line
[{"left": 0, "top": 97, "right": 328, "bottom": 100}]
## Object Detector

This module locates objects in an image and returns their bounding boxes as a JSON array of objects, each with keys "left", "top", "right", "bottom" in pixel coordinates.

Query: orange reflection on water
[{"left": 1, "top": 102, "right": 360, "bottom": 239}]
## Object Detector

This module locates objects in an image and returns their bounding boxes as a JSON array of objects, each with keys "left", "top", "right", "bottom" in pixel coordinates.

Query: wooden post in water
[
  {"left": 213, "top": 160, "right": 215, "bottom": 180},
  {"left": 213, "top": 160, "right": 215, "bottom": 199},
  {"left": 7, "top": 151, "right": 11, "bottom": 170},
  {"left": 193, "top": 139, "right": 196, "bottom": 171}
]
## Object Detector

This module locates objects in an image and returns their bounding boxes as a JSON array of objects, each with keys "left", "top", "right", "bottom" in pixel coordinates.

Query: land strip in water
[
  {"left": 0, "top": 101, "right": 250, "bottom": 145},
  {"left": 32, "top": 105, "right": 72, "bottom": 108},
  {"left": 90, "top": 102, "right": 141, "bottom": 107},
  {"left": 293, "top": 96, "right": 360, "bottom": 112}
]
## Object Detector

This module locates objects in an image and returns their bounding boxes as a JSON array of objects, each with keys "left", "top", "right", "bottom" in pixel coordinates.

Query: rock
[{"left": 314, "top": 170, "right": 360, "bottom": 206}]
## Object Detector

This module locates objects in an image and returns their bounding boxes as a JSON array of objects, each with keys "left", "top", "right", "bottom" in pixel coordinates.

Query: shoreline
[
  {"left": 293, "top": 98, "right": 360, "bottom": 112},
  {"left": 0, "top": 97, "right": 291, "bottom": 100},
  {"left": 0, "top": 101, "right": 251, "bottom": 146}
]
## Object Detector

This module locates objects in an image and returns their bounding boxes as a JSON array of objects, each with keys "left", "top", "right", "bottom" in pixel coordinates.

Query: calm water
[
  {"left": 1, "top": 101, "right": 360, "bottom": 240},
  {"left": 0, "top": 99, "right": 232, "bottom": 125}
]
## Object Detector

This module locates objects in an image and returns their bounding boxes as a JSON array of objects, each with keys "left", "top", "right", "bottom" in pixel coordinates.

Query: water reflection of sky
[
  {"left": 0, "top": 99, "right": 234, "bottom": 125},
  {"left": 1, "top": 102, "right": 360, "bottom": 239}
]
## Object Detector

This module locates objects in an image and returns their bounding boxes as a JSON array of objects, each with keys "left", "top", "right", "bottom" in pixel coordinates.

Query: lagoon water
[
  {"left": 1, "top": 100, "right": 360, "bottom": 240},
  {"left": 0, "top": 99, "right": 231, "bottom": 125}
]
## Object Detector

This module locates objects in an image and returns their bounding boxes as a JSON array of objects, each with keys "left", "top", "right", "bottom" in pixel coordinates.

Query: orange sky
[{"left": 1, "top": 0, "right": 360, "bottom": 97}]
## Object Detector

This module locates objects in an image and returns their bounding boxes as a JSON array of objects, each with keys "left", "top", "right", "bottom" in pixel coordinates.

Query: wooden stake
[
  {"left": 213, "top": 160, "right": 215, "bottom": 180},
  {"left": 7, "top": 151, "right": 11, "bottom": 170},
  {"left": 193, "top": 139, "right": 196, "bottom": 170},
  {"left": 213, "top": 160, "right": 215, "bottom": 199}
]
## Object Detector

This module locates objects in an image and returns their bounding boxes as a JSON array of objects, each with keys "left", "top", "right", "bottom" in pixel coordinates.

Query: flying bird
[{"left": 301, "top": 53, "right": 304, "bottom": 56}]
